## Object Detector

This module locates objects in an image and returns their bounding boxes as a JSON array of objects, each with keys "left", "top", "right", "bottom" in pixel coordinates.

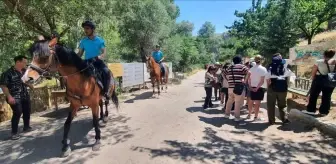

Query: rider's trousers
[{"left": 86, "top": 58, "right": 111, "bottom": 94}]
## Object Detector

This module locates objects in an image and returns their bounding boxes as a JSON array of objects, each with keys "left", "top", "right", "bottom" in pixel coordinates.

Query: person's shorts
[
  {"left": 250, "top": 87, "right": 266, "bottom": 101},
  {"left": 220, "top": 87, "right": 228, "bottom": 93}
]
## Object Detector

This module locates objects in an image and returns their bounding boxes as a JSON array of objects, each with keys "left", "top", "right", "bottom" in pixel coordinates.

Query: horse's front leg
[
  {"left": 165, "top": 76, "right": 168, "bottom": 92},
  {"left": 99, "top": 100, "right": 104, "bottom": 120},
  {"left": 151, "top": 78, "right": 156, "bottom": 97},
  {"left": 157, "top": 77, "right": 160, "bottom": 96},
  {"left": 61, "top": 104, "right": 78, "bottom": 157},
  {"left": 98, "top": 100, "right": 107, "bottom": 127},
  {"left": 103, "top": 100, "right": 109, "bottom": 123},
  {"left": 160, "top": 77, "right": 164, "bottom": 91},
  {"left": 92, "top": 105, "right": 101, "bottom": 151}
]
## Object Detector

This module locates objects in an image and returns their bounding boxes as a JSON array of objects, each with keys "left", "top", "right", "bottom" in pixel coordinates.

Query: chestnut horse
[
  {"left": 21, "top": 38, "right": 119, "bottom": 157},
  {"left": 145, "top": 55, "right": 169, "bottom": 96}
]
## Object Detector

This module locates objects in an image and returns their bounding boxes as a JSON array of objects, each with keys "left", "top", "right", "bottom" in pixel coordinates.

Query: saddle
[
  {"left": 88, "top": 64, "right": 114, "bottom": 95},
  {"left": 158, "top": 63, "right": 165, "bottom": 77}
]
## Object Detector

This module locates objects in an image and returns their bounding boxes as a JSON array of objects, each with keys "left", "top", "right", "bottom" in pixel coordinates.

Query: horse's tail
[{"left": 111, "top": 89, "right": 119, "bottom": 111}]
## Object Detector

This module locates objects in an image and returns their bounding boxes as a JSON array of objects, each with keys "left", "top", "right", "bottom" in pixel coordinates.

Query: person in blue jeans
[
  {"left": 77, "top": 20, "right": 111, "bottom": 100},
  {"left": 152, "top": 45, "right": 165, "bottom": 75}
]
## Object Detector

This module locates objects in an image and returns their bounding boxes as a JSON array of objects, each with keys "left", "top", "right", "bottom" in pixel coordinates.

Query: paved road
[{"left": 0, "top": 71, "right": 335, "bottom": 164}]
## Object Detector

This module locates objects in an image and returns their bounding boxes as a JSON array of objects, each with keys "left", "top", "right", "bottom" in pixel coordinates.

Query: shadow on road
[
  {"left": 124, "top": 91, "right": 154, "bottom": 103},
  {"left": 132, "top": 127, "right": 336, "bottom": 163},
  {"left": 0, "top": 113, "right": 133, "bottom": 164},
  {"left": 198, "top": 116, "right": 269, "bottom": 132},
  {"left": 186, "top": 107, "right": 223, "bottom": 115}
]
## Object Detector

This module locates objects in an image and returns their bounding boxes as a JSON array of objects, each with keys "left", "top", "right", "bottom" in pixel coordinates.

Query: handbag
[
  {"left": 231, "top": 66, "right": 245, "bottom": 95},
  {"left": 326, "top": 61, "right": 336, "bottom": 88}
]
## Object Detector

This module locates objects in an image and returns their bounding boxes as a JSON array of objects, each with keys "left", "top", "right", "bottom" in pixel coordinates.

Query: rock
[
  {"left": 289, "top": 109, "right": 336, "bottom": 138},
  {"left": 289, "top": 109, "right": 319, "bottom": 126}
]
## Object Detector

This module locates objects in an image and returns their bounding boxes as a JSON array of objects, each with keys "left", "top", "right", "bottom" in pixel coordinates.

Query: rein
[
  {"left": 29, "top": 52, "right": 91, "bottom": 79},
  {"left": 30, "top": 50, "right": 97, "bottom": 104}
]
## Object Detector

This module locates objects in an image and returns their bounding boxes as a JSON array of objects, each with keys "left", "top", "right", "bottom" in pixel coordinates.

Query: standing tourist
[
  {"left": 247, "top": 55, "right": 267, "bottom": 121},
  {"left": 203, "top": 66, "right": 216, "bottom": 109},
  {"left": 303, "top": 50, "right": 336, "bottom": 116},
  {"left": 0, "top": 55, "right": 33, "bottom": 140},
  {"left": 222, "top": 56, "right": 249, "bottom": 124},
  {"left": 214, "top": 62, "right": 222, "bottom": 101},
  {"left": 266, "top": 53, "right": 290, "bottom": 125},
  {"left": 220, "top": 63, "right": 235, "bottom": 112}
]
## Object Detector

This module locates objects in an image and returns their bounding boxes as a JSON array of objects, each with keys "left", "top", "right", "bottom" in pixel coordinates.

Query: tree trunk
[{"left": 307, "top": 36, "right": 312, "bottom": 45}]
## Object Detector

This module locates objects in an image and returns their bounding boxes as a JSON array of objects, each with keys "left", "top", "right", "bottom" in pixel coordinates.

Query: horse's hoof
[
  {"left": 61, "top": 147, "right": 71, "bottom": 157},
  {"left": 99, "top": 121, "right": 106, "bottom": 127},
  {"left": 103, "top": 117, "right": 108, "bottom": 123},
  {"left": 92, "top": 140, "right": 101, "bottom": 151}
]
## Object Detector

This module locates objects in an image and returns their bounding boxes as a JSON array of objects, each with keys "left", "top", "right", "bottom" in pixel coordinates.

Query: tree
[
  {"left": 173, "top": 21, "right": 194, "bottom": 37},
  {"left": 113, "top": 0, "right": 178, "bottom": 62},
  {"left": 294, "top": 0, "right": 336, "bottom": 44}
]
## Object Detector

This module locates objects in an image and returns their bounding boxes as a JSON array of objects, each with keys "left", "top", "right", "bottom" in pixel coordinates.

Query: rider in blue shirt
[
  {"left": 77, "top": 20, "right": 111, "bottom": 100},
  {"left": 152, "top": 45, "right": 165, "bottom": 75}
]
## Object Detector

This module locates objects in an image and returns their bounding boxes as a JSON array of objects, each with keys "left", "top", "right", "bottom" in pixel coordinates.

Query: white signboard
[{"left": 122, "top": 63, "right": 144, "bottom": 88}]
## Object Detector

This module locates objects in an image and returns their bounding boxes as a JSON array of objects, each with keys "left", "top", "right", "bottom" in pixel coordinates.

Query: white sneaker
[
  {"left": 234, "top": 118, "right": 240, "bottom": 122},
  {"left": 246, "top": 114, "right": 251, "bottom": 119},
  {"left": 224, "top": 115, "right": 230, "bottom": 119},
  {"left": 254, "top": 117, "right": 265, "bottom": 121}
]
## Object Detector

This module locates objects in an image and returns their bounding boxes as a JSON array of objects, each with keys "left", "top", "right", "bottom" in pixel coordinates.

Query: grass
[
  {"left": 297, "top": 30, "right": 336, "bottom": 46},
  {"left": 185, "top": 68, "right": 202, "bottom": 76}
]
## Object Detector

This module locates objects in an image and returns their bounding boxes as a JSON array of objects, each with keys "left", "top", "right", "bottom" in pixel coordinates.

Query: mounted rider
[
  {"left": 77, "top": 20, "right": 111, "bottom": 100},
  {"left": 152, "top": 45, "right": 165, "bottom": 76}
]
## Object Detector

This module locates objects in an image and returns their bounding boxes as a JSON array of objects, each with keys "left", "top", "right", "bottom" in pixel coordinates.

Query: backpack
[
  {"left": 268, "top": 67, "right": 289, "bottom": 92},
  {"left": 270, "top": 77, "right": 288, "bottom": 92}
]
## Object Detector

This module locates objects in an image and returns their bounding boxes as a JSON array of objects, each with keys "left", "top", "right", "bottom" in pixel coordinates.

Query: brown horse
[
  {"left": 21, "top": 38, "right": 119, "bottom": 157},
  {"left": 145, "top": 56, "right": 169, "bottom": 97}
]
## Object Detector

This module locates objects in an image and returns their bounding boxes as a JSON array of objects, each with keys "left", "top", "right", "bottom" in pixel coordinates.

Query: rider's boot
[{"left": 103, "top": 68, "right": 111, "bottom": 101}]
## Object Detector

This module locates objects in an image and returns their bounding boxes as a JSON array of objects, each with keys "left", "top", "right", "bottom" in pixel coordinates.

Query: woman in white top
[{"left": 303, "top": 49, "right": 336, "bottom": 116}]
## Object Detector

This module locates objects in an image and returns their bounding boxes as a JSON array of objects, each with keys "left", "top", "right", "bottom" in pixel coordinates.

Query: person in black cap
[{"left": 77, "top": 20, "right": 112, "bottom": 101}]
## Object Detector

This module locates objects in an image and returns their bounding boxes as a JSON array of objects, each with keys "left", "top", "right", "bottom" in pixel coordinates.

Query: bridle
[
  {"left": 29, "top": 45, "right": 90, "bottom": 79},
  {"left": 28, "top": 44, "right": 95, "bottom": 103}
]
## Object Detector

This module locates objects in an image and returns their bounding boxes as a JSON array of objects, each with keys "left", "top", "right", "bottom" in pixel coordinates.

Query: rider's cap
[
  {"left": 155, "top": 45, "right": 160, "bottom": 48},
  {"left": 82, "top": 20, "right": 96, "bottom": 29}
]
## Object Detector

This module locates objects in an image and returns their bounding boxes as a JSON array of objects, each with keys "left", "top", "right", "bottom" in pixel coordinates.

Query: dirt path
[{"left": 0, "top": 71, "right": 335, "bottom": 164}]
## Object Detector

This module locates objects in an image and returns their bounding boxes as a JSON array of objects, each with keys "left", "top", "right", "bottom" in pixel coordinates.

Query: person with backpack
[
  {"left": 222, "top": 56, "right": 249, "bottom": 124},
  {"left": 266, "top": 53, "right": 291, "bottom": 125},
  {"left": 303, "top": 49, "right": 336, "bottom": 116}
]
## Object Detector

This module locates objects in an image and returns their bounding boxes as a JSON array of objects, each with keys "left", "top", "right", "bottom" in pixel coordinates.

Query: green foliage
[
  {"left": 293, "top": 0, "right": 336, "bottom": 44},
  {"left": 2, "top": 0, "right": 332, "bottom": 77}
]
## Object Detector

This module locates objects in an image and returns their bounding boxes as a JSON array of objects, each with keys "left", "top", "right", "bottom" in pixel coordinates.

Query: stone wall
[{"left": 0, "top": 87, "right": 66, "bottom": 122}]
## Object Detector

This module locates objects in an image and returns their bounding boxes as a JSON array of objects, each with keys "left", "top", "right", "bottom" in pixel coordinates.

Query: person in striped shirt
[{"left": 222, "top": 56, "right": 249, "bottom": 123}]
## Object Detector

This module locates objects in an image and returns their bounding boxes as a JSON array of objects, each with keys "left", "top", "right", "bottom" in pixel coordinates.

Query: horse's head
[
  {"left": 145, "top": 55, "right": 154, "bottom": 72},
  {"left": 22, "top": 38, "right": 58, "bottom": 85}
]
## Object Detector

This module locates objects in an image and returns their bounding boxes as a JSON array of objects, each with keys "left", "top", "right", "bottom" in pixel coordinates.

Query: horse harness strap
[{"left": 64, "top": 78, "right": 96, "bottom": 104}]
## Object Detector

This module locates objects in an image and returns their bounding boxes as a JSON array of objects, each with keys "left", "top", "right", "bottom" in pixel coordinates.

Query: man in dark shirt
[{"left": 0, "top": 55, "right": 33, "bottom": 140}]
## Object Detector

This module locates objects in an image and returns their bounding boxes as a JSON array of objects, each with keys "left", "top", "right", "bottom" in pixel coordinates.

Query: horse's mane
[
  {"left": 29, "top": 40, "right": 91, "bottom": 77},
  {"left": 55, "top": 44, "right": 91, "bottom": 77}
]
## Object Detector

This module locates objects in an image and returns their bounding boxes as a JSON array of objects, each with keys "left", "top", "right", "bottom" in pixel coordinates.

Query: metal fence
[{"left": 117, "top": 62, "right": 173, "bottom": 88}]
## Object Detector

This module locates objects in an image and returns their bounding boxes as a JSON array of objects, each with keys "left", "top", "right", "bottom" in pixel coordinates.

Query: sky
[{"left": 175, "top": 0, "right": 254, "bottom": 35}]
